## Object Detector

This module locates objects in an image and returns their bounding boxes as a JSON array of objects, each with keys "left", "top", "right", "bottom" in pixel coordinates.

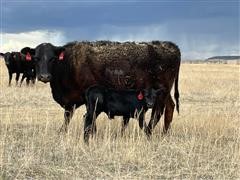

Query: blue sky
[{"left": 1, "top": 0, "right": 239, "bottom": 59}]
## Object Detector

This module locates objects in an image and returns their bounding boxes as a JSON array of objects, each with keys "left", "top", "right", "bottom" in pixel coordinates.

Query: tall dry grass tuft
[{"left": 0, "top": 62, "right": 239, "bottom": 179}]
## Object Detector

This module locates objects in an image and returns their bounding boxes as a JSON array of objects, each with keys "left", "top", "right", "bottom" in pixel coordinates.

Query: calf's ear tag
[
  {"left": 59, "top": 52, "right": 64, "bottom": 60},
  {"left": 26, "top": 52, "right": 31, "bottom": 61},
  {"left": 137, "top": 91, "right": 144, "bottom": 100}
]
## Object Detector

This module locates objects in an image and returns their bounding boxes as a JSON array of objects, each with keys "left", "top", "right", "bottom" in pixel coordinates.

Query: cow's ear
[
  {"left": 137, "top": 91, "right": 144, "bottom": 100},
  {"left": 20, "top": 47, "right": 35, "bottom": 56},
  {"left": 54, "top": 47, "right": 65, "bottom": 61},
  {"left": 0, "top": 53, "right": 5, "bottom": 57}
]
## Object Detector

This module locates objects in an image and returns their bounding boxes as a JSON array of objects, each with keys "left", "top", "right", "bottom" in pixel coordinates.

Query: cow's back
[{"left": 65, "top": 41, "right": 180, "bottom": 90}]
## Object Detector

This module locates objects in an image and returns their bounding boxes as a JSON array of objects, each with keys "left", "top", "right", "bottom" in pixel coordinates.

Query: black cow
[
  {"left": 84, "top": 85, "right": 167, "bottom": 142},
  {"left": 19, "top": 52, "right": 36, "bottom": 86},
  {"left": 0, "top": 52, "right": 22, "bottom": 85},
  {"left": 21, "top": 41, "right": 180, "bottom": 136},
  {"left": 0, "top": 51, "right": 36, "bottom": 86}
]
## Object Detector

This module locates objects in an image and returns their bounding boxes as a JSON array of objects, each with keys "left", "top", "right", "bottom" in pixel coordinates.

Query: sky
[{"left": 0, "top": 0, "right": 239, "bottom": 60}]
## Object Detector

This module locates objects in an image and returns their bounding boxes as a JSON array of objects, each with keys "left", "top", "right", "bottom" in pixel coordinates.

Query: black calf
[{"left": 84, "top": 85, "right": 161, "bottom": 143}]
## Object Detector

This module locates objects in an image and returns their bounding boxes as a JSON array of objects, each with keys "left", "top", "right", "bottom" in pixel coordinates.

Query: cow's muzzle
[
  {"left": 38, "top": 74, "right": 51, "bottom": 83},
  {"left": 147, "top": 102, "right": 154, "bottom": 108}
]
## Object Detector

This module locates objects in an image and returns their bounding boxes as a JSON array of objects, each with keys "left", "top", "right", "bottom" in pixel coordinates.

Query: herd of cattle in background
[
  {"left": 0, "top": 51, "right": 36, "bottom": 86},
  {"left": 0, "top": 40, "right": 181, "bottom": 143}
]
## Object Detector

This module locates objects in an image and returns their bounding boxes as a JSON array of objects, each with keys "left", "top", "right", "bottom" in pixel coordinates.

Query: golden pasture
[{"left": 0, "top": 61, "right": 239, "bottom": 179}]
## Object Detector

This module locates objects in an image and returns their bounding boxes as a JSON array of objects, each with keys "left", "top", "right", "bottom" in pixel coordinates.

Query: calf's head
[
  {"left": 21, "top": 43, "right": 65, "bottom": 83},
  {"left": 143, "top": 87, "right": 168, "bottom": 108}
]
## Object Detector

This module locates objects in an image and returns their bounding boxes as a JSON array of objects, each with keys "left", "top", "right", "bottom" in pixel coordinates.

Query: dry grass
[{"left": 0, "top": 61, "right": 239, "bottom": 179}]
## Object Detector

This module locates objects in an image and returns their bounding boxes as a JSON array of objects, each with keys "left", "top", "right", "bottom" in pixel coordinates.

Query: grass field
[{"left": 0, "top": 61, "right": 239, "bottom": 179}]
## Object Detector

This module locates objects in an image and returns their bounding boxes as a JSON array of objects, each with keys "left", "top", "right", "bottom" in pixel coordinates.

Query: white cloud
[{"left": 0, "top": 30, "right": 66, "bottom": 52}]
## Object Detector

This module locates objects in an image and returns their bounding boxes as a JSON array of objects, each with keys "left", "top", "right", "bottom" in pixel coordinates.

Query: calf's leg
[
  {"left": 84, "top": 98, "right": 101, "bottom": 143},
  {"left": 121, "top": 117, "right": 130, "bottom": 135},
  {"left": 145, "top": 95, "right": 168, "bottom": 137},
  {"left": 84, "top": 110, "right": 100, "bottom": 143},
  {"left": 145, "top": 107, "right": 163, "bottom": 137},
  {"left": 138, "top": 111, "right": 147, "bottom": 130}
]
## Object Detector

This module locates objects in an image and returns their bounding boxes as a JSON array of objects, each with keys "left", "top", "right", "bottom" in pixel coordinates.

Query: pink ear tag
[
  {"left": 26, "top": 52, "right": 31, "bottom": 61},
  {"left": 59, "top": 52, "right": 64, "bottom": 60},
  {"left": 137, "top": 91, "right": 144, "bottom": 100}
]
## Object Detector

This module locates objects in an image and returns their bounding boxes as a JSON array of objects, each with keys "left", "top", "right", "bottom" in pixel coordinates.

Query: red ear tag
[
  {"left": 137, "top": 91, "right": 144, "bottom": 100},
  {"left": 26, "top": 52, "right": 31, "bottom": 61},
  {"left": 59, "top": 52, "right": 64, "bottom": 60}
]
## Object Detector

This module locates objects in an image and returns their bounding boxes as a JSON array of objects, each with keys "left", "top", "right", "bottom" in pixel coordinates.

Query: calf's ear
[
  {"left": 0, "top": 53, "right": 5, "bottom": 57},
  {"left": 20, "top": 47, "right": 35, "bottom": 56}
]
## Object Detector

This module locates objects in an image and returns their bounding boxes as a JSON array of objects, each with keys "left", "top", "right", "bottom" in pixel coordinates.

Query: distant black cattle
[
  {"left": 21, "top": 41, "right": 180, "bottom": 136},
  {"left": 19, "top": 52, "right": 36, "bottom": 86},
  {"left": 84, "top": 85, "right": 167, "bottom": 143},
  {"left": 0, "top": 52, "right": 22, "bottom": 85},
  {"left": 0, "top": 51, "right": 36, "bottom": 86}
]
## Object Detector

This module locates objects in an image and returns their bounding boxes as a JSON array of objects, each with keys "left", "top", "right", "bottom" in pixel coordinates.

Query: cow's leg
[
  {"left": 121, "top": 117, "right": 130, "bottom": 135},
  {"left": 32, "top": 71, "right": 36, "bottom": 84},
  {"left": 8, "top": 72, "right": 12, "bottom": 86},
  {"left": 15, "top": 73, "right": 20, "bottom": 85},
  {"left": 163, "top": 95, "right": 175, "bottom": 134},
  {"left": 26, "top": 75, "right": 30, "bottom": 86},
  {"left": 59, "top": 106, "right": 74, "bottom": 133},
  {"left": 31, "top": 77, "right": 36, "bottom": 84},
  {"left": 20, "top": 74, "right": 26, "bottom": 87}
]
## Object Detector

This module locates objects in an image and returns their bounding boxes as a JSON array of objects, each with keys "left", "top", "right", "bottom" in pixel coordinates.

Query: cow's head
[
  {"left": 0, "top": 52, "right": 13, "bottom": 65},
  {"left": 143, "top": 87, "right": 167, "bottom": 108},
  {"left": 12, "top": 52, "right": 23, "bottom": 62},
  {"left": 21, "top": 43, "right": 65, "bottom": 83}
]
